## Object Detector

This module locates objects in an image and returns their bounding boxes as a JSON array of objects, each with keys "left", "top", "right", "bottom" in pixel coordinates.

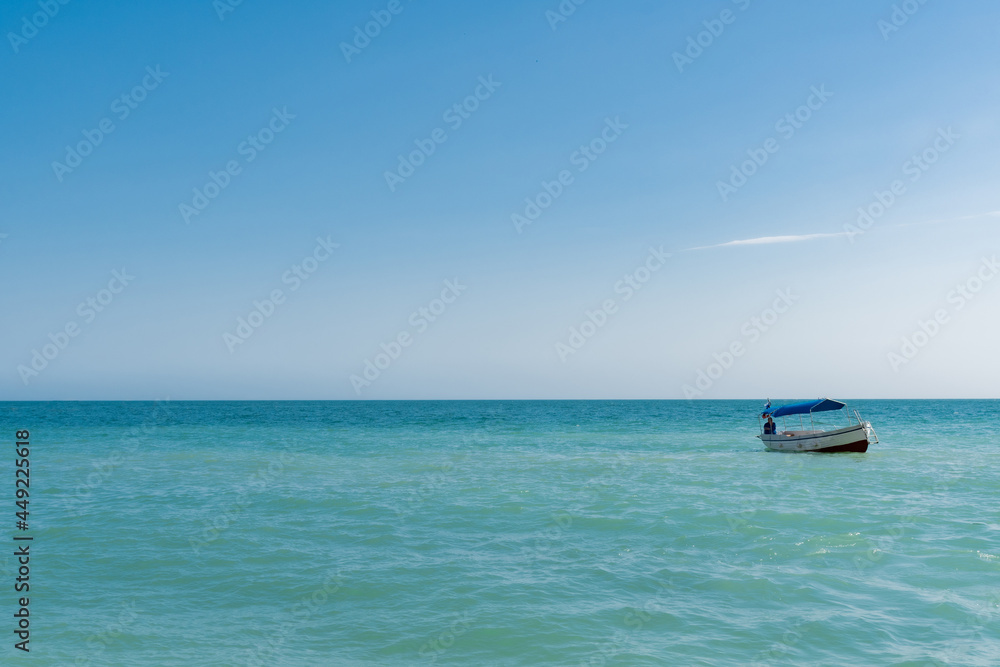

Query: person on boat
[{"left": 763, "top": 415, "right": 776, "bottom": 435}]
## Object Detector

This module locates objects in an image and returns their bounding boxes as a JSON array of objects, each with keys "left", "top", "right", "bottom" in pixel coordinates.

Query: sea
[{"left": 3, "top": 400, "right": 998, "bottom": 665}]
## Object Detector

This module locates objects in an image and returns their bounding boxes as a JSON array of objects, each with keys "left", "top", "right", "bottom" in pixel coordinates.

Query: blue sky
[{"left": 1, "top": 0, "right": 998, "bottom": 399}]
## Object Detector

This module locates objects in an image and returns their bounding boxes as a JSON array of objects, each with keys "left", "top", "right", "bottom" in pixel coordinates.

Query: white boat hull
[{"left": 758, "top": 423, "right": 871, "bottom": 453}]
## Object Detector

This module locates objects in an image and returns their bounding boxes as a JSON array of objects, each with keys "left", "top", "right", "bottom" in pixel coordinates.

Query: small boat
[{"left": 757, "top": 398, "right": 878, "bottom": 453}]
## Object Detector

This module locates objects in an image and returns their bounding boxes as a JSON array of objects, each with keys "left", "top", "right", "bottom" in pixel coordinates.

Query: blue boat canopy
[{"left": 764, "top": 398, "right": 845, "bottom": 418}]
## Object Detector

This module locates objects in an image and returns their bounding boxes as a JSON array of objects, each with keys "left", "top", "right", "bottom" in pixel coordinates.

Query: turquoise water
[{"left": 4, "top": 400, "right": 999, "bottom": 665}]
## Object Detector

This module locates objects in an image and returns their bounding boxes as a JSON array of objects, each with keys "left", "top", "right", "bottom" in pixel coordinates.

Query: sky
[{"left": 1, "top": 0, "right": 998, "bottom": 400}]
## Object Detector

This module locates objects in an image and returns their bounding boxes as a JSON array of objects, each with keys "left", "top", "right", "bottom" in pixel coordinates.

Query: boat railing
[
  {"left": 799, "top": 406, "right": 870, "bottom": 434},
  {"left": 854, "top": 409, "right": 879, "bottom": 443}
]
